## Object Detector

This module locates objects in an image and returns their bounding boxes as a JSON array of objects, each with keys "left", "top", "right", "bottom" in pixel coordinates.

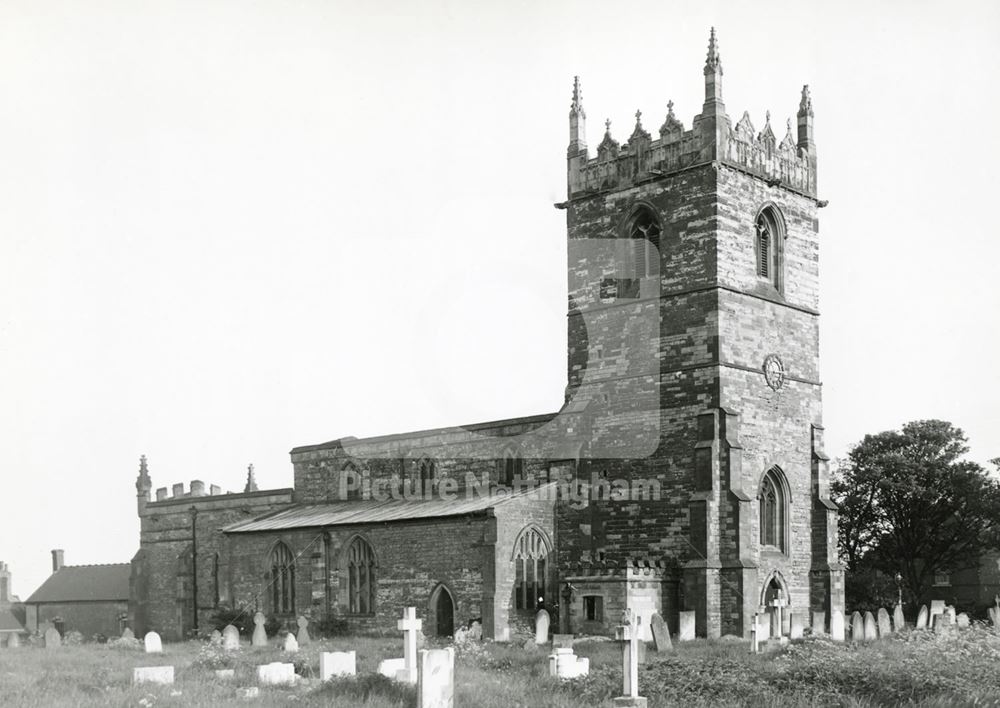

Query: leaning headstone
[
  {"left": 121, "top": 627, "right": 135, "bottom": 640},
  {"left": 44, "top": 627, "right": 61, "bottom": 649},
  {"left": 257, "top": 662, "right": 296, "bottom": 685},
  {"left": 811, "top": 611, "right": 826, "bottom": 635},
  {"left": 830, "top": 609, "right": 845, "bottom": 641},
  {"left": 378, "top": 657, "right": 406, "bottom": 679},
  {"left": 223, "top": 624, "right": 240, "bottom": 651},
  {"left": 133, "top": 666, "right": 174, "bottom": 685},
  {"left": 863, "top": 612, "right": 877, "bottom": 640},
  {"left": 649, "top": 612, "right": 672, "bottom": 651},
  {"left": 397, "top": 607, "right": 422, "bottom": 684},
  {"left": 417, "top": 647, "right": 455, "bottom": 708},
  {"left": 144, "top": 631, "right": 162, "bottom": 654},
  {"left": 534, "top": 609, "right": 550, "bottom": 645},
  {"left": 877, "top": 608, "right": 892, "bottom": 637},
  {"left": 957, "top": 612, "right": 970, "bottom": 628},
  {"left": 209, "top": 629, "right": 223, "bottom": 646},
  {"left": 789, "top": 612, "right": 804, "bottom": 640},
  {"left": 552, "top": 634, "right": 574, "bottom": 649},
  {"left": 678, "top": 611, "right": 696, "bottom": 641},
  {"left": 915, "top": 605, "right": 929, "bottom": 630},
  {"left": 850, "top": 612, "right": 864, "bottom": 641},
  {"left": 893, "top": 604, "right": 905, "bottom": 632},
  {"left": 320, "top": 651, "right": 356, "bottom": 680},
  {"left": 283, "top": 633, "right": 298, "bottom": 653},
  {"left": 296, "top": 616, "right": 310, "bottom": 646},
  {"left": 251, "top": 612, "right": 267, "bottom": 647}
]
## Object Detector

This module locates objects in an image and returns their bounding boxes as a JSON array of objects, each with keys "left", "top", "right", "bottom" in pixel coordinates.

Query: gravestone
[
  {"left": 44, "top": 627, "right": 61, "bottom": 649},
  {"left": 397, "top": 606, "right": 423, "bottom": 684},
  {"left": 121, "top": 627, "right": 135, "bottom": 640},
  {"left": 223, "top": 624, "right": 240, "bottom": 651},
  {"left": 830, "top": 609, "right": 845, "bottom": 641},
  {"left": 552, "top": 634, "right": 574, "bottom": 649},
  {"left": 893, "top": 604, "right": 905, "bottom": 631},
  {"left": 649, "top": 612, "right": 671, "bottom": 651},
  {"left": 534, "top": 609, "right": 550, "bottom": 644},
  {"left": 283, "top": 633, "right": 298, "bottom": 653},
  {"left": 929, "top": 600, "right": 945, "bottom": 623},
  {"left": 210, "top": 629, "right": 223, "bottom": 646},
  {"left": 850, "top": 612, "right": 864, "bottom": 641},
  {"left": 750, "top": 613, "right": 760, "bottom": 653},
  {"left": 915, "top": 605, "right": 929, "bottom": 630},
  {"left": 811, "top": 611, "right": 825, "bottom": 635},
  {"left": 789, "top": 612, "right": 804, "bottom": 640},
  {"left": 144, "top": 631, "right": 162, "bottom": 654},
  {"left": 548, "top": 647, "right": 589, "bottom": 679},
  {"left": 378, "top": 658, "right": 406, "bottom": 679},
  {"left": 614, "top": 610, "right": 647, "bottom": 708},
  {"left": 215, "top": 669, "right": 235, "bottom": 680},
  {"left": 257, "top": 662, "right": 296, "bottom": 685},
  {"left": 8, "top": 633, "right": 19, "bottom": 648},
  {"left": 989, "top": 607, "right": 999, "bottom": 627},
  {"left": 453, "top": 626, "right": 469, "bottom": 644},
  {"left": 320, "top": 651, "right": 356, "bottom": 680},
  {"left": 957, "top": 612, "right": 970, "bottom": 628},
  {"left": 469, "top": 620, "right": 482, "bottom": 641},
  {"left": 863, "top": 611, "right": 877, "bottom": 640},
  {"left": 252, "top": 612, "right": 267, "bottom": 647},
  {"left": 877, "top": 608, "right": 892, "bottom": 636},
  {"left": 133, "top": 666, "right": 174, "bottom": 685},
  {"left": 237, "top": 687, "right": 260, "bottom": 699},
  {"left": 756, "top": 611, "right": 771, "bottom": 641},
  {"left": 678, "top": 611, "right": 696, "bottom": 642},
  {"left": 943, "top": 606, "right": 956, "bottom": 625},
  {"left": 296, "top": 616, "right": 310, "bottom": 646},
  {"left": 417, "top": 647, "right": 455, "bottom": 708}
]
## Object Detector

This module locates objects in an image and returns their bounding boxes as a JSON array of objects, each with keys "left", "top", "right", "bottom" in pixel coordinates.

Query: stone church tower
[{"left": 556, "top": 29, "right": 844, "bottom": 639}]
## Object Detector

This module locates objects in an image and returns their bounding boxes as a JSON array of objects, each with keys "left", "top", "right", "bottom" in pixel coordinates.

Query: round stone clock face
[{"left": 762, "top": 354, "right": 786, "bottom": 391}]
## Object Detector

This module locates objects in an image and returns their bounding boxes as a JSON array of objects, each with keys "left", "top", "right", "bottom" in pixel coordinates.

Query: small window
[
  {"left": 933, "top": 571, "right": 951, "bottom": 587},
  {"left": 583, "top": 595, "right": 604, "bottom": 622},
  {"left": 500, "top": 448, "right": 523, "bottom": 487}
]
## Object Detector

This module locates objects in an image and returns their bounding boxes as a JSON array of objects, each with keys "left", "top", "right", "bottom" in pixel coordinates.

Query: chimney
[
  {"left": 190, "top": 480, "right": 205, "bottom": 496},
  {"left": 210, "top": 485, "right": 221, "bottom": 496},
  {"left": 172, "top": 483, "right": 185, "bottom": 497},
  {"left": 51, "top": 549, "right": 64, "bottom": 572},
  {"left": 156, "top": 487, "right": 168, "bottom": 501}
]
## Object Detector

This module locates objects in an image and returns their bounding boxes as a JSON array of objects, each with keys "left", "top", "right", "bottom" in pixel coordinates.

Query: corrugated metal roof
[
  {"left": 0, "top": 609, "right": 24, "bottom": 633},
  {"left": 225, "top": 485, "right": 552, "bottom": 533},
  {"left": 25, "top": 564, "right": 130, "bottom": 604}
]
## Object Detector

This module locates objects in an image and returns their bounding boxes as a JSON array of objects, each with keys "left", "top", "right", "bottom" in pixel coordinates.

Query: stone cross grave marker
[
  {"left": 252, "top": 612, "right": 268, "bottom": 647},
  {"left": 133, "top": 666, "right": 174, "bottom": 685},
  {"left": 257, "top": 662, "right": 296, "bottom": 685},
  {"left": 811, "top": 611, "right": 825, "bottom": 635},
  {"left": 223, "top": 624, "right": 240, "bottom": 651},
  {"left": 535, "top": 609, "right": 550, "bottom": 645},
  {"left": 397, "top": 606, "right": 422, "bottom": 684},
  {"left": 750, "top": 613, "right": 759, "bottom": 653},
  {"left": 863, "top": 611, "right": 877, "bottom": 640},
  {"left": 121, "top": 627, "right": 134, "bottom": 640},
  {"left": 210, "top": 629, "right": 223, "bottom": 646},
  {"left": 830, "top": 609, "right": 845, "bottom": 641},
  {"left": 789, "top": 612, "right": 804, "bottom": 640},
  {"left": 893, "top": 604, "right": 905, "bottom": 631},
  {"left": 649, "top": 612, "right": 671, "bottom": 652},
  {"left": 614, "top": 610, "right": 647, "bottom": 708},
  {"left": 417, "top": 647, "right": 455, "bottom": 708},
  {"left": 877, "top": 608, "right": 892, "bottom": 636},
  {"left": 320, "top": 651, "right": 357, "bottom": 681},
  {"left": 678, "top": 610, "right": 696, "bottom": 641},
  {"left": 296, "top": 616, "right": 310, "bottom": 646},
  {"left": 283, "top": 632, "right": 298, "bottom": 653},
  {"left": 850, "top": 612, "right": 864, "bottom": 641},
  {"left": 44, "top": 627, "right": 61, "bottom": 649},
  {"left": 144, "top": 631, "right": 162, "bottom": 654},
  {"left": 916, "top": 605, "right": 929, "bottom": 629}
]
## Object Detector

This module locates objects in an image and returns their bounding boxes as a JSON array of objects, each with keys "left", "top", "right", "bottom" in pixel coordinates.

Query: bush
[
  {"left": 314, "top": 616, "right": 350, "bottom": 638},
  {"left": 208, "top": 606, "right": 254, "bottom": 635}
]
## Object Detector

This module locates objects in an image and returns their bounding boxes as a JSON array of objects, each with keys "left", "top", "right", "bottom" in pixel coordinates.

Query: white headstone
[
  {"left": 215, "top": 669, "right": 235, "bottom": 680},
  {"left": 811, "top": 611, "right": 826, "bottom": 634},
  {"left": 417, "top": 647, "right": 455, "bottom": 708},
  {"left": 863, "top": 612, "right": 877, "bottom": 640},
  {"left": 789, "top": 612, "right": 804, "bottom": 640},
  {"left": 44, "top": 627, "right": 61, "bottom": 649},
  {"left": 957, "top": 612, "right": 970, "bottom": 628},
  {"left": 757, "top": 611, "right": 771, "bottom": 641},
  {"left": 8, "top": 633, "right": 20, "bottom": 648},
  {"left": 396, "top": 607, "right": 422, "bottom": 684},
  {"left": 257, "top": 662, "right": 296, "bottom": 686},
  {"left": 548, "top": 647, "right": 589, "bottom": 679},
  {"left": 133, "top": 666, "right": 174, "bottom": 685},
  {"left": 251, "top": 612, "right": 267, "bottom": 647},
  {"left": 282, "top": 633, "right": 298, "bottom": 653},
  {"left": 678, "top": 611, "right": 696, "bottom": 641},
  {"left": 649, "top": 613, "right": 671, "bottom": 651},
  {"left": 222, "top": 624, "right": 240, "bottom": 651},
  {"left": 893, "top": 604, "right": 905, "bottom": 631},
  {"left": 144, "top": 631, "right": 162, "bottom": 654},
  {"left": 378, "top": 657, "right": 406, "bottom": 679},
  {"left": 320, "top": 651, "right": 357, "bottom": 680},
  {"left": 830, "top": 609, "right": 845, "bottom": 641},
  {"left": 916, "top": 605, "right": 929, "bottom": 629},
  {"left": 877, "top": 608, "right": 892, "bottom": 636},
  {"left": 929, "top": 600, "right": 945, "bottom": 618},
  {"left": 850, "top": 612, "right": 864, "bottom": 641},
  {"left": 237, "top": 687, "right": 260, "bottom": 699},
  {"left": 296, "top": 616, "right": 310, "bottom": 646},
  {"left": 534, "top": 609, "right": 550, "bottom": 644}
]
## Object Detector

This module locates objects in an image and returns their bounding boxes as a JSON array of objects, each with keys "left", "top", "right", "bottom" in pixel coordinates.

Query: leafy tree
[{"left": 832, "top": 420, "right": 1000, "bottom": 602}]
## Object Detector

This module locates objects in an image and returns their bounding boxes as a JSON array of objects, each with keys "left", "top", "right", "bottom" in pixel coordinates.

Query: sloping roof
[
  {"left": 25, "top": 564, "right": 130, "bottom": 604},
  {"left": 225, "top": 484, "right": 555, "bottom": 533},
  {"left": 0, "top": 609, "right": 24, "bottom": 633}
]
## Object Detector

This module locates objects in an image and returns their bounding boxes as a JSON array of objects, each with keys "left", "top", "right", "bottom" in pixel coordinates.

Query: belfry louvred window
[
  {"left": 268, "top": 542, "right": 295, "bottom": 615},
  {"left": 347, "top": 537, "right": 376, "bottom": 615},
  {"left": 513, "top": 527, "right": 549, "bottom": 611},
  {"left": 755, "top": 206, "right": 784, "bottom": 290},
  {"left": 628, "top": 208, "right": 661, "bottom": 280}
]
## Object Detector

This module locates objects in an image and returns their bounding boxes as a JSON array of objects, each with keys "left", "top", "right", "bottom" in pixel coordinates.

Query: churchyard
[{"left": 3, "top": 606, "right": 1000, "bottom": 707}]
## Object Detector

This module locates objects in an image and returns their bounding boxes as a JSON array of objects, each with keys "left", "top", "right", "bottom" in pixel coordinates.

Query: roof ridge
[{"left": 59, "top": 562, "right": 130, "bottom": 569}]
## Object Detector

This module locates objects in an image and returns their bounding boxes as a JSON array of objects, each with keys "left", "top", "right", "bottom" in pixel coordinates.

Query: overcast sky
[{"left": 1, "top": 0, "right": 998, "bottom": 598}]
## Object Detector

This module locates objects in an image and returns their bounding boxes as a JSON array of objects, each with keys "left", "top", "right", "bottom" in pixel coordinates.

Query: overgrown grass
[{"left": 2, "top": 627, "right": 1000, "bottom": 707}]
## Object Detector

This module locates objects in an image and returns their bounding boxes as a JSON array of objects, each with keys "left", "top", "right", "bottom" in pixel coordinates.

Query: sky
[{"left": 1, "top": 0, "right": 998, "bottom": 598}]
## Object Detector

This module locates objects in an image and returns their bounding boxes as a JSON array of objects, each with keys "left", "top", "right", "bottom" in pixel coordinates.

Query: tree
[{"left": 832, "top": 420, "right": 1000, "bottom": 603}]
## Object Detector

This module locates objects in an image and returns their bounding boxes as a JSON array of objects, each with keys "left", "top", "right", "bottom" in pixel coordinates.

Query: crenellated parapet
[{"left": 567, "top": 29, "right": 817, "bottom": 200}]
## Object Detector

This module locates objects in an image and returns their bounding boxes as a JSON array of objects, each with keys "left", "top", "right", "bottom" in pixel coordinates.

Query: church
[{"left": 129, "top": 29, "right": 844, "bottom": 643}]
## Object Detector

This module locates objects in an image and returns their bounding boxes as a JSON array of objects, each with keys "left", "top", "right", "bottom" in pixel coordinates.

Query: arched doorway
[
  {"left": 759, "top": 572, "right": 789, "bottom": 639},
  {"left": 430, "top": 585, "right": 455, "bottom": 637}
]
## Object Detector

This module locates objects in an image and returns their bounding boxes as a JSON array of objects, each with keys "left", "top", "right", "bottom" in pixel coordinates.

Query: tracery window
[
  {"left": 755, "top": 206, "right": 784, "bottom": 291},
  {"left": 628, "top": 208, "right": 661, "bottom": 279},
  {"left": 759, "top": 467, "right": 787, "bottom": 552},
  {"left": 346, "top": 537, "right": 376, "bottom": 615},
  {"left": 513, "top": 526, "right": 549, "bottom": 611},
  {"left": 268, "top": 542, "right": 296, "bottom": 615}
]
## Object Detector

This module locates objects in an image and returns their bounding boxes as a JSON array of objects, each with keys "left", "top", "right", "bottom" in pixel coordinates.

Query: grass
[{"left": 2, "top": 626, "right": 1000, "bottom": 707}]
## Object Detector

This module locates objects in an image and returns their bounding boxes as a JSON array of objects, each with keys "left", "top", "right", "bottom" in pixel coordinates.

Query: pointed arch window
[
  {"left": 418, "top": 458, "right": 436, "bottom": 494},
  {"left": 346, "top": 537, "right": 376, "bottom": 615},
  {"left": 500, "top": 447, "right": 523, "bottom": 487},
  {"left": 628, "top": 208, "right": 661, "bottom": 280},
  {"left": 759, "top": 467, "right": 787, "bottom": 552},
  {"left": 513, "top": 527, "right": 550, "bottom": 611},
  {"left": 268, "top": 542, "right": 296, "bottom": 615},
  {"left": 755, "top": 206, "right": 784, "bottom": 291}
]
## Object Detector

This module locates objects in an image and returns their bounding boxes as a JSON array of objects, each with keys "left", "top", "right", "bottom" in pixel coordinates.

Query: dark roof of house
[
  {"left": 25, "top": 564, "right": 130, "bottom": 604},
  {"left": 224, "top": 483, "right": 556, "bottom": 533},
  {"left": 0, "top": 609, "right": 24, "bottom": 633}
]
